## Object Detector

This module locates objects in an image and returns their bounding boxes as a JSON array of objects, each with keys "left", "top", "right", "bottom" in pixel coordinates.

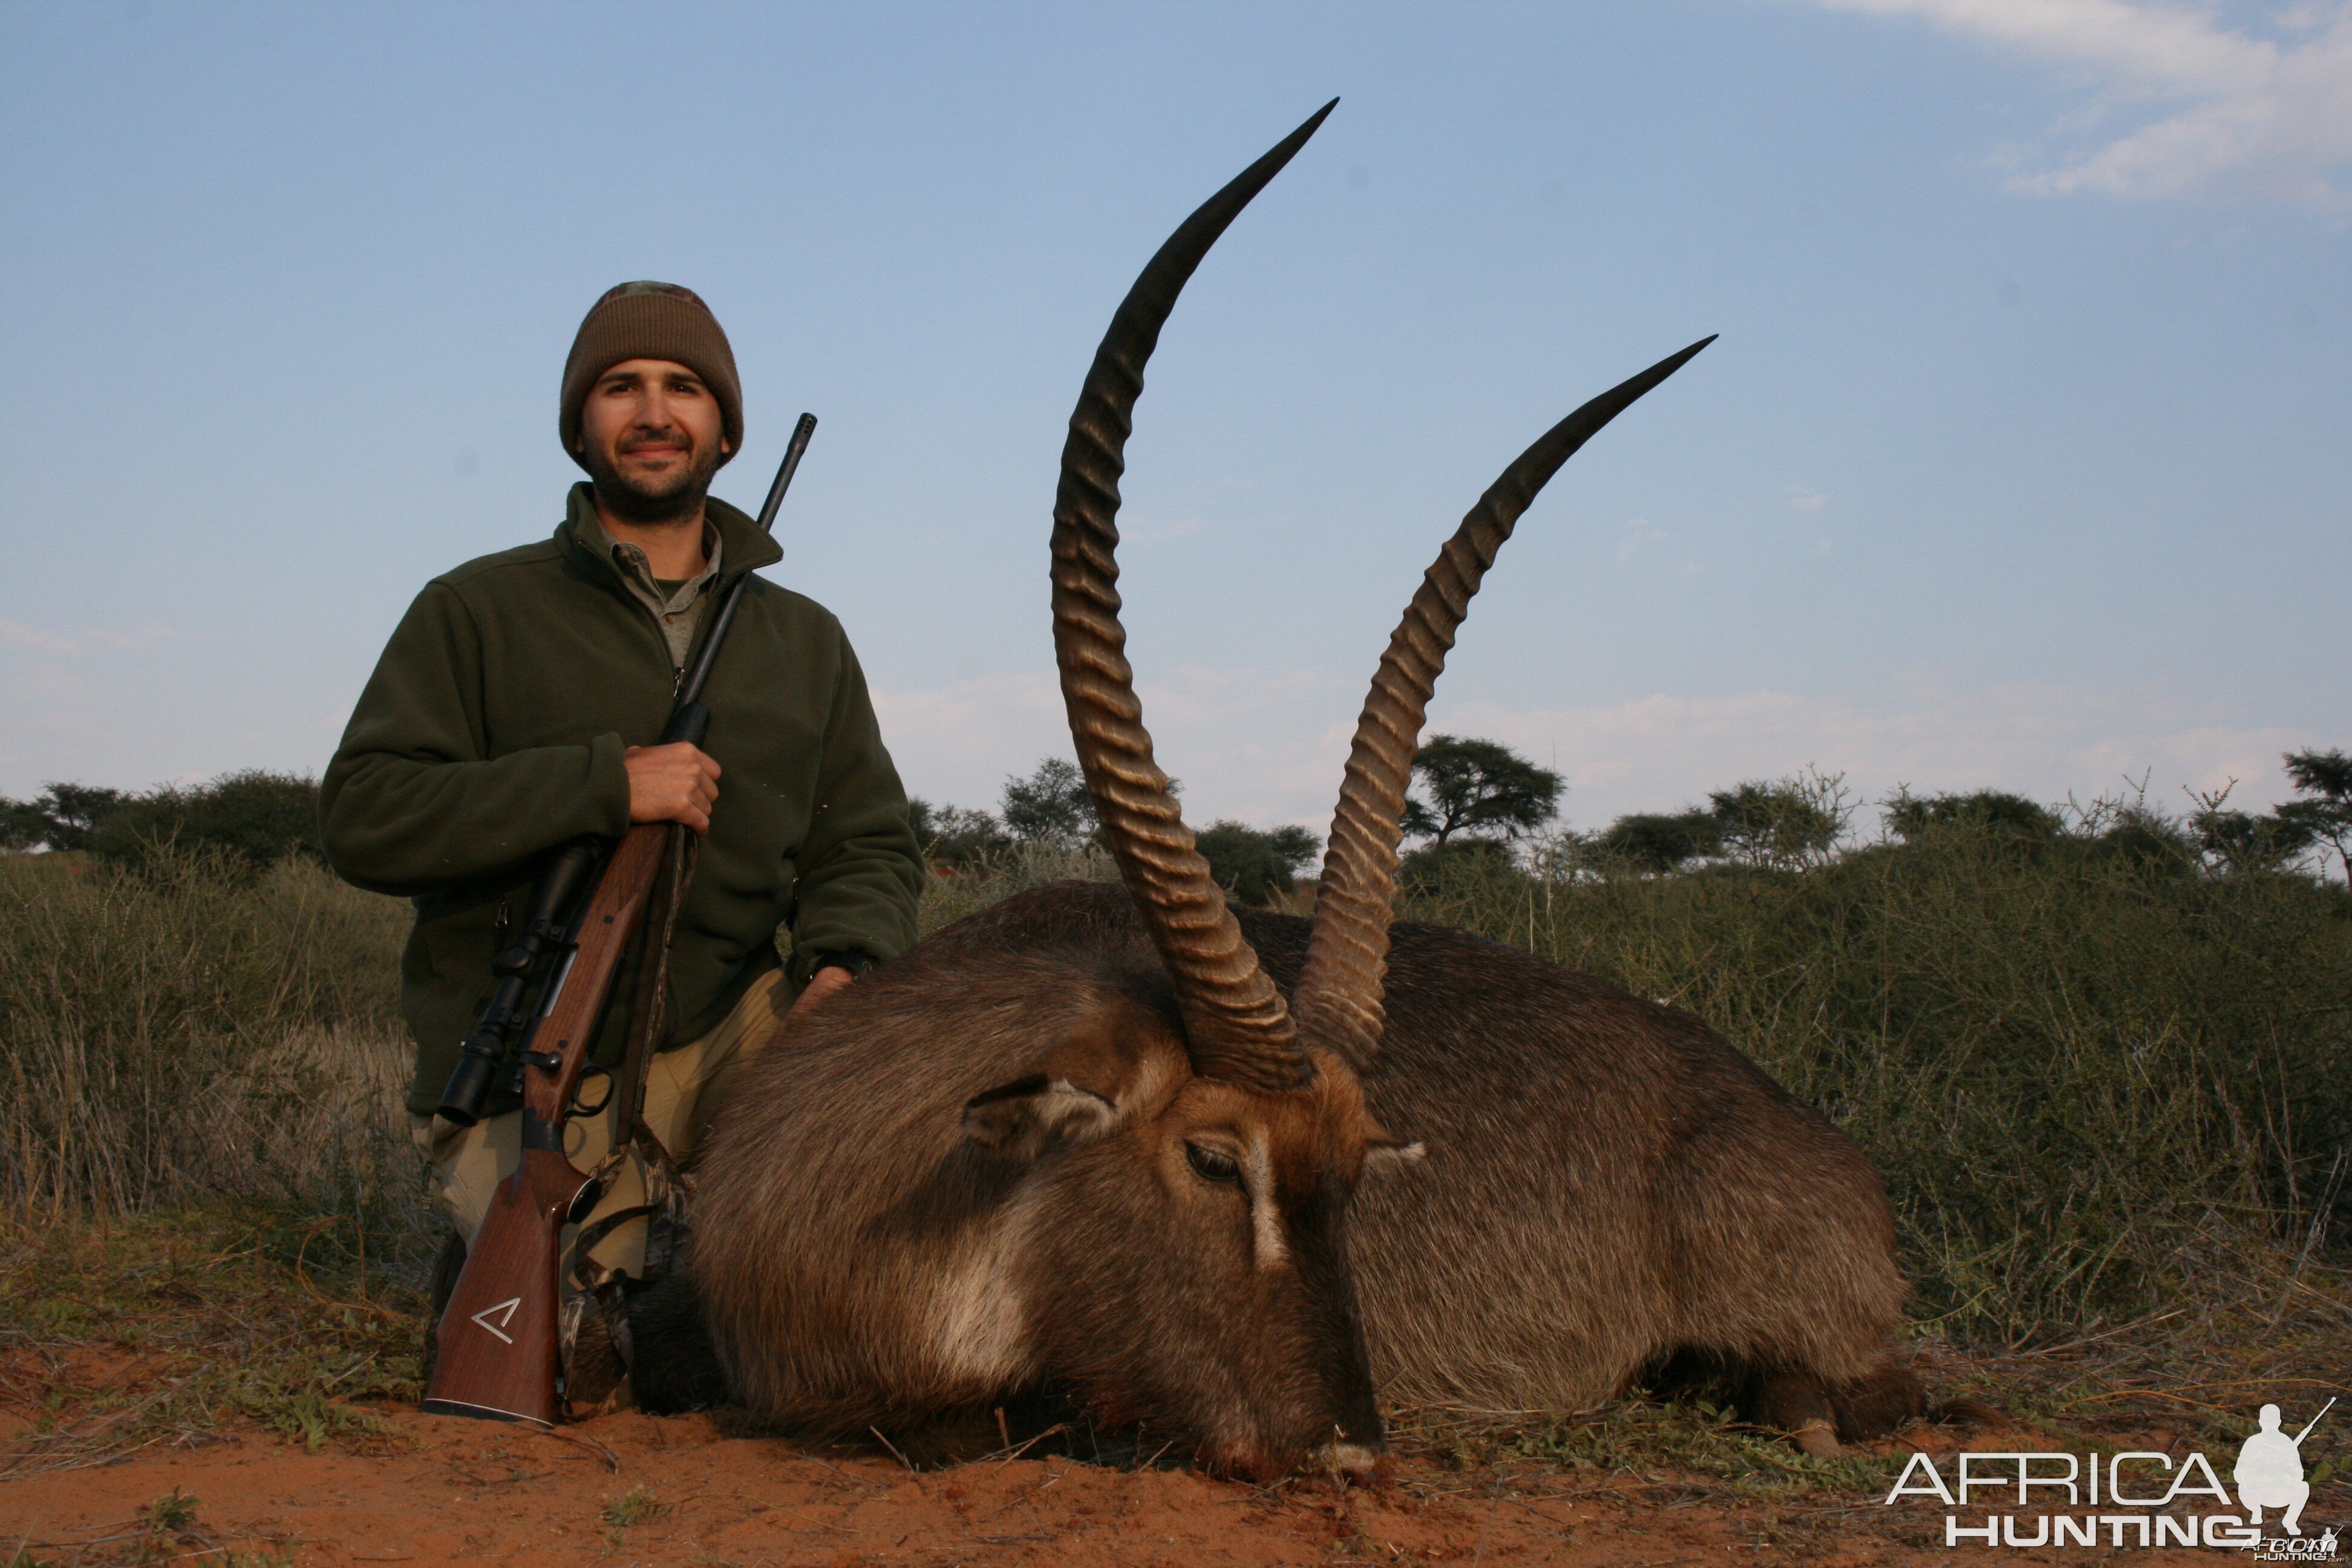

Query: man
[{"left": 322, "top": 281, "right": 924, "bottom": 1394}]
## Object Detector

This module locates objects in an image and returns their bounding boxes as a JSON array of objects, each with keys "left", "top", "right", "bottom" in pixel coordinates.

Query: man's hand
[
  {"left": 625, "top": 742, "right": 722, "bottom": 833},
  {"left": 783, "top": 964, "right": 855, "bottom": 1031}
]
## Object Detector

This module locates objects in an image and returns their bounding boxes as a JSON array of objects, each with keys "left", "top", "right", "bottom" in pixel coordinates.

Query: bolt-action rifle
[{"left": 421, "top": 413, "right": 817, "bottom": 1426}]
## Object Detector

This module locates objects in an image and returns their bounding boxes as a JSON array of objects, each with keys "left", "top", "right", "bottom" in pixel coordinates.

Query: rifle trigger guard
[{"left": 569, "top": 1065, "right": 615, "bottom": 1119}]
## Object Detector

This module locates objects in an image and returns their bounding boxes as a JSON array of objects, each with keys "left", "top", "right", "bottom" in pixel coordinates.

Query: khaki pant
[{"left": 411, "top": 967, "right": 791, "bottom": 1293}]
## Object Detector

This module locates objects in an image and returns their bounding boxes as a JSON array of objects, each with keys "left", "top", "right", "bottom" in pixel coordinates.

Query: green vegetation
[
  {"left": 1, "top": 770, "right": 322, "bottom": 874},
  {"left": 1401, "top": 733, "right": 1563, "bottom": 849},
  {"left": 3, "top": 754, "right": 2346, "bottom": 1478},
  {"left": 996, "top": 756, "right": 1097, "bottom": 849},
  {"left": 1195, "top": 820, "right": 1319, "bottom": 905},
  {"left": 1409, "top": 780, "right": 2350, "bottom": 1361},
  {"left": 915, "top": 755, "right": 1321, "bottom": 904},
  {"left": 0, "top": 845, "right": 430, "bottom": 1474},
  {"left": 0, "top": 848, "right": 414, "bottom": 1223},
  {"left": 1, "top": 1207, "right": 426, "bottom": 1478},
  {"left": 2276, "top": 746, "right": 2352, "bottom": 883},
  {"left": 1394, "top": 1397, "right": 1904, "bottom": 1498},
  {"left": 603, "top": 1482, "right": 671, "bottom": 1532}
]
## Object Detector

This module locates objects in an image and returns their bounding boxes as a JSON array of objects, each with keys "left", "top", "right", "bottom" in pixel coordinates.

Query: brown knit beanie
[{"left": 560, "top": 281, "right": 743, "bottom": 469}]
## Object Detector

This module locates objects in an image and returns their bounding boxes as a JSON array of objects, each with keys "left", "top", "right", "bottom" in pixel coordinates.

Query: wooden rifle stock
[
  {"left": 420, "top": 413, "right": 817, "bottom": 1425},
  {"left": 423, "top": 822, "right": 670, "bottom": 1424}
]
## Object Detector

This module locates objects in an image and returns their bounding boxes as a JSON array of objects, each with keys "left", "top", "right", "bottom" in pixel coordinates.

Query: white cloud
[
  {"left": 1117, "top": 511, "right": 1211, "bottom": 544},
  {"left": 872, "top": 663, "right": 1354, "bottom": 827},
  {"left": 871, "top": 661, "right": 2320, "bottom": 834},
  {"left": 1788, "top": 483, "right": 1830, "bottom": 512},
  {"left": 1447, "top": 681, "right": 2318, "bottom": 823},
  {"left": 0, "top": 619, "right": 82, "bottom": 655},
  {"left": 0, "top": 620, "right": 182, "bottom": 656},
  {"left": 1823, "top": 0, "right": 2352, "bottom": 207},
  {"left": 90, "top": 624, "right": 180, "bottom": 652},
  {"left": 1615, "top": 517, "right": 1665, "bottom": 561}
]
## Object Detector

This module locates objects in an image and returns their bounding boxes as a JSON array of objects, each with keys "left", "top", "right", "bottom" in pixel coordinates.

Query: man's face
[{"left": 574, "top": 358, "right": 733, "bottom": 523}]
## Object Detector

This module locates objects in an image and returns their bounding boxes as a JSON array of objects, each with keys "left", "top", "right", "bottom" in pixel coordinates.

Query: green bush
[
  {"left": 907, "top": 796, "right": 1010, "bottom": 868},
  {"left": 1197, "top": 820, "right": 1318, "bottom": 905},
  {"left": 1, "top": 770, "right": 323, "bottom": 874}
]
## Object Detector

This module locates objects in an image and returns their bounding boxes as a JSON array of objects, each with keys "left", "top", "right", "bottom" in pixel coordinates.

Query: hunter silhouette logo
[
  {"left": 469, "top": 1296, "right": 523, "bottom": 1345},
  {"left": 2239, "top": 1399, "right": 2333, "bottom": 1539}
]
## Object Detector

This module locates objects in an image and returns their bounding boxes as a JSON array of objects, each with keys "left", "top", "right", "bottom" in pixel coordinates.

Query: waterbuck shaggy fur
[{"left": 661, "top": 102, "right": 1924, "bottom": 1473}]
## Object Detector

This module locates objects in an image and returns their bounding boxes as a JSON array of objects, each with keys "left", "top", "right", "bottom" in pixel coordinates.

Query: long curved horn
[
  {"left": 1053, "top": 102, "right": 1336, "bottom": 1094},
  {"left": 1291, "top": 336, "right": 1717, "bottom": 1064}
]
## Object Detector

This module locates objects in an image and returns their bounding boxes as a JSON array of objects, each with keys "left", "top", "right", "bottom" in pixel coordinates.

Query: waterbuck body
[{"left": 681, "top": 881, "right": 1918, "bottom": 1467}]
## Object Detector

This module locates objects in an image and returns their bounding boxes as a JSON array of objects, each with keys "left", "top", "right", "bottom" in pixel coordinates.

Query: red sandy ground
[{"left": 2, "top": 1408, "right": 2231, "bottom": 1567}]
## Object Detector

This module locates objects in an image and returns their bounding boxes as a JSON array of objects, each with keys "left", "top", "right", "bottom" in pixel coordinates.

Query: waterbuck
[{"left": 667, "top": 102, "right": 1923, "bottom": 1474}]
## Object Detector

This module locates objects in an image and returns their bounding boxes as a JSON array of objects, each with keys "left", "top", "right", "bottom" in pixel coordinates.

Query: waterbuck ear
[
  {"left": 963, "top": 1074, "right": 1122, "bottom": 1157},
  {"left": 1364, "top": 1137, "right": 1427, "bottom": 1177},
  {"left": 961, "top": 993, "right": 1181, "bottom": 1160}
]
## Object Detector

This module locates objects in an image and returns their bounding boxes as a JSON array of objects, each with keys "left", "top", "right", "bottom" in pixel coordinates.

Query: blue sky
[{"left": 3, "top": 0, "right": 2346, "bottom": 835}]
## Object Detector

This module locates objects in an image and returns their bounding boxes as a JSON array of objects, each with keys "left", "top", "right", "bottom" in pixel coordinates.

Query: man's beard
[{"left": 580, "top": 431, "right": 724, "bottom": 526}]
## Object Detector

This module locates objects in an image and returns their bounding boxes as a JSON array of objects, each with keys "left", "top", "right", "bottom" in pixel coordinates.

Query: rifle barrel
[
  {"left": 670, "top": 413, "right": 817, "bottom": 723},
  {"left": 755, "top": 412, "right": 818, "bottom": 534}
]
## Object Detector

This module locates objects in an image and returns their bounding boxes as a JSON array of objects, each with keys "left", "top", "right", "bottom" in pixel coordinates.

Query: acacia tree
[
  {"left": 2193, "top": 806, "right": 2314, "bottom": 874},
  {"left": 906, "top": 799, "right": 1008, "bottom": 868},
  {"left": 0, "top": 774, "right": 318, "bottom": 873},
  {"left": 1595, "top": 809, "right": 1722, "bottom": 873},
  {"left": 0, "top": 782, "right": 130, "bottom": 852},
  {"left": 1195, "top": 821, "right": 1319, "bottom": 905},
  {"left": 2277, "top": 746, "right": 2352, "bottom": 884},
  {"left": 1001, "top": 757, "right": 1098, "bottom": 848},
  {"left": 1707, "top": 771, "right": 1851, "bottom": 870},
  {"left": 1886, "top": 789, "right": 2061, "bottom": 844},
  {"left": 1400, "top": 736, "right": 1563, "bottom": 850}
]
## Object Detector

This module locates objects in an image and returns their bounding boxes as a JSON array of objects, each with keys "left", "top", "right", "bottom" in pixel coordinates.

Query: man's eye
[{"left": 1184, "top": 1142, "right": 1241, "bottom": 1186}]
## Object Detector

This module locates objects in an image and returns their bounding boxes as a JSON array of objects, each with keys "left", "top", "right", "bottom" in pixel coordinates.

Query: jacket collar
[{"left": 558, "top": 482, "right": 783, "bottom": 586}]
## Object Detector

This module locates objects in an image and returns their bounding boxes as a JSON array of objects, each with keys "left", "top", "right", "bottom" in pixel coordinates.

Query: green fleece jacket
[{"left": 323, "top": 484, "right": 925, "bottom": 1117}]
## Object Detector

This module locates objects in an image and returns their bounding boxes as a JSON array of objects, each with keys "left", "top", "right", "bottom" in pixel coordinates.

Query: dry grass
[
  {"left": 913, "top": 838, "right": 1122, "bottom": 935},
  {"left": 0, "top": 851, "right": 419, "bottom": 1235},
  {"left": 2, "top": 825, "right": 2346, "bottom": 1494}
]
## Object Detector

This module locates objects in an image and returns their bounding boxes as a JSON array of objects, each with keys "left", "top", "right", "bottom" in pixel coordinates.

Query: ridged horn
[
  {"left": 1052, "top": 101, "right": 1337, "bottom": 1094},
  {"left": 1291, "top": 336, "right": 1717, "bottom": 1064}
]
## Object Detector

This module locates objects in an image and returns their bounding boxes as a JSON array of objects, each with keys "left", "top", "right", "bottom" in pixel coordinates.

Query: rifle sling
[{"left": 566, "top": 822, "right": 697, "bottom": 1396}]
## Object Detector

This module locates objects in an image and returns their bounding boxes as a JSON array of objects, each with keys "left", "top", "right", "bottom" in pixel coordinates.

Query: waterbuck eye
[{"left": 1184, "top": 1141, "right": 1241, "bottom": 1186}]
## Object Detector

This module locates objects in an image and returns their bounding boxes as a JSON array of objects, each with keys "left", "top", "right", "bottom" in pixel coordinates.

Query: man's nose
[{"left": 633, "top": 387, "right": 676, "bottom": 433}]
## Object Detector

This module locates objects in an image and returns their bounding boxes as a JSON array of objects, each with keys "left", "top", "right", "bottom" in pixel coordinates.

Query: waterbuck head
[
  {"left": 957, "top": 988, "right": 1416, "bottom": 1477},
  {"left": 989, "top": 100, "right": 1710, "bottom": 1476}
]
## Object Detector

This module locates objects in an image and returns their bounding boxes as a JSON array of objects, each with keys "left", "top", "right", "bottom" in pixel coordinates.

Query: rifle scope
[{"left": 434, "top": 838, "right": 601, "bottom": 1125}]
